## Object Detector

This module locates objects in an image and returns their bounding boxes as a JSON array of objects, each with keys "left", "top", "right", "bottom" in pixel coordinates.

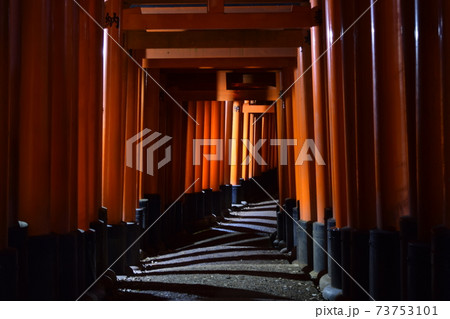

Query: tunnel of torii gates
[{"left": 0, "top": 0, "right": 449, "bottom": 302}]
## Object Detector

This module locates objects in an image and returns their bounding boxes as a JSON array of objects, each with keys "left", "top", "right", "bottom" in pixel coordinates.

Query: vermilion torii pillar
[
  {"left": 311, "top": 0, "right": 331, "bottom": 225},
  {"left": 103, "top": 0, "right": 126, "bottom": 226},
  {"left": 325, "top": 0, "right": 348, "bottom": 229}
]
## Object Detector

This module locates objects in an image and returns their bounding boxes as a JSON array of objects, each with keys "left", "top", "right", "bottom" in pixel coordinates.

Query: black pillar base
[
  {"left": 351, "top": 230, "right": 370, "bottom": 300},
  {"left": 144, "top": 194, "right": 162, "bottom": 251},
  {"left": 202, "top": 188, "right": 213, "bottom": 215},
  {"left": 84, "top": 229, "right": 97, "bottom": 292},
  {"left": 407, "top": 242, "right": 431, "bottom": 300},
  {"left": 340, "top": 227, "right": 352, "bottom": 299},
  {"left": 27, "top": 234, "right": 59, "bottom": 300},
  {"left": 284, "top": 198, "right": 296, "bottom": 251},
  {"left": 400, "top": 216, "right": 417, "bottom": 300},
  {"left": 327, "top": 218, "right": 336, "bottom": 272},
  {"left": 90, "top": 219, "right": 108, "bottom": 277},
  {"left": 58, "top": 232, "right": 79, "bottom": 300},
  {"left": 0, "top": 248, "right": 18, "bottom": 300},
  {"left": 297, "top": 219, "right": 313, "bottom": 271},
  {"left": 329, "top": 227, "right": 342, "bottom": 289},
  {"left": 8, "top": 221, "right": 28, "bottom": 300},
  {"left": 195, "top": 191, "right": 205, "bottom": 220},
  {"left": 126, "top": 222, "right": 140, "bottom": 266},
  {"left": 431, "top": 226, "right": 450, "bottom": 300},
  {"left": 312, "top": 222, "right": 327, "bottom": 276},
  {"left": 107, "top": 223, "right": 127, "bottom": 275},
  {"left": 369, "top": 229, "right": 401, "bottom": 300},
  {"left": 219, "top": 184, "right": 232, "bottom": 215},
  {"left": 211, "top": 191, "right": 221, "bottom": 217},
  {"left": 231, "top": 185, "right": 242, "bottom": 204},
  {"left": 183, "top": 193, "right": 196, "bottom": 228}
]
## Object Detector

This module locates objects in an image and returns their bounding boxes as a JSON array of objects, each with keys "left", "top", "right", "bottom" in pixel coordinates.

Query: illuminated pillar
[
  {"left": 311, "top": 0, "right": 331, "bottom": 224},
  {"left": 210, "top": 101, "right": 221, "bottom": 191},
  {"left": 123, "top": 60, "right": 139, "bottom": 222},
  {"left": 325, "top": 0, "right": 348, "bottom": 229},
  {"left": 202, "top": 101, "right": 212, "bottom": 190},
  {"left": 103, "top": 0, "right": 125, "bottom": 225},
  {"left": 194, "top": 101, "right": 205, "bottom": 192},
  {"left": 230, "top": 102, "right": 241, "bottom": 185},
  {"left": 223, "top": 101, "right": 233, "bottom": 185},
  {"left": 241, "top": 111, "right": 250, "bottom": 180}
]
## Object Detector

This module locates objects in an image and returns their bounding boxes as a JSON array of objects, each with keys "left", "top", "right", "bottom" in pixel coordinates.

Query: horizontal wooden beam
[
  {"left": 126, "top": 30, "right": 307, "bottom": 49},
  {"left": 242, "top": 103, "right": 275, "bottom": 113},
  {"left": 122, "top": 6, "right": 317, "bottom": 30},
  {"left": 145, "top": 47, "right": 297, "bottom": 59},
  {"left": 125, "top": 1, "right": 306, "bottom": 5},
  {"left": 142, "top": 57, "right": 296, "bottom": 69}
]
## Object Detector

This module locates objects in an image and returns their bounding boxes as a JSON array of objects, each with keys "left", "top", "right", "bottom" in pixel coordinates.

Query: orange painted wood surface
[
  {"left": 230, "top": 102, "right": 241, "bottom": 185},
  {"left": 0, "top": 0, "right": 9, "bottom": 249},
  {"left": 325, "top": 0, "right": 348, "bottom": 228},
  {"left": 103, "top": 0, "right": 126, "bottom": 225},
  {"left": 18, "top": 0, "right": 52, "bottom": 236},
  {"left": 223, "top": 101, "right": 233, "bottom": 185},
  {"left": 210, "top": 101, "right": 221, "bottom": 191},
  {"left": 202, "top": 101, "right": 212, "bottom": 190},
  {"left": 415, "top": 0, "right": 444, "bottom": 240},
  {"left": 371, "top": 0, "right": 410, "bottom": 231},
  {"left": 353, "top": 0, "right": 377, "bottom": 230},
  {"left": 310, "top": 0, "right": 331, "bottom": 223},
  {"left": 194, "top": 101, "right": 205, "bottom": 192},
  {"left": 185, "top": 101, "right": 197, "bottom": 193},
  {"left": 142, "top": 69, "right": 161, "bottom": 195},
  {"left": 296, "top": 48, "right": 317, "bottom": 222}
]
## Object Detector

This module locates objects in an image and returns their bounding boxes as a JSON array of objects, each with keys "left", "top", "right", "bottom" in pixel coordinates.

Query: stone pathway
[{"left": 114, "top": 201, "right": 324, "bottom": 301}]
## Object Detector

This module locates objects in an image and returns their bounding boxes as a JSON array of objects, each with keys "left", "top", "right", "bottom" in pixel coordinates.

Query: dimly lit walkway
[{"left": 114, "top": 201, "right": 323, "bottom": 301}]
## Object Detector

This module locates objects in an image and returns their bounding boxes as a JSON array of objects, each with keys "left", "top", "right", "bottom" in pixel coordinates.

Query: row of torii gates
[{"left": 0, "top": 0, "right": 450, "bottom": 301}]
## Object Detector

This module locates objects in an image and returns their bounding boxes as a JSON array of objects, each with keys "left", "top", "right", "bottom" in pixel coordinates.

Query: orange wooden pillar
[
  {"left": 283, "top": 68, "right": 297, "bottom": 200},
  {"left": 415, "top": 0, "right": 445, "bottom": 242},
  {"left": 253, "top": 115, "right": 263, "bottom": 177},
  {"left": 219, "top": 101, "right": 226, "bottom": 185},
  {"left": 123, "top": 60, "right": 139, "bottom": 222},
  {"left": 353, "top": 0, "right": 376, "bottom": 231},
  {"left": 77, "top": 0, "right": 103, "bottom": 230},
  {"left": 371, "top": 0, "right": 409, "bottom": 231},
  {"left": 241, "top": 111, "right": 250, "bottom": 180},
  {"left": 103, "top": 0, "right": 126, "bottom": 225},
  {"left": 202, "top": 101, "right": 212, "bottom": 190},
  {"left": 341, "top": 1, "right": 357, "bottom": 230},
  {"left": 325, "top": 0, "right": 348, "bottom": 229},
  {"left": 311, "top": 0, "right": 331, "bottom": 225},
  {"left": 49, "top": 0, "right": 79, "bottom": 235},
  {"left": 210, "top": 101, "right": 221, "bottom": 191},
  {"left": 296, "top": 47, "right": 318, "bottom": 223},
  {"left": 194, "top": 101, "right": 205, "bottom": 192},
  {"left": 185, "top": 101, "right": 197, "bottom": 193},
  {"left": 275, "top": 99, "right": 288, "bottom": 206},
  {"left": 0, "top": 0, "right": 9, "bottom": 250},
  {"left": 261, "top": 115, "right": 269, "bottom": 173},
  {"left": 18, "top": 0, "right": 52, "bottom": 237},
  {"left": 230, "top": 102, "right": 241, "bottom": 185},
  {"left": 248, "top": 114, "right": 255, "bottom": 179},
  {"left": 142, "top": 69, "right": 161, "bottom": 196},
  {"left": 444, "top": 0, "right": 450, "bottom": 228},
  {"left": 223, "top": 101, "right": 233, "bottom": 185}
]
